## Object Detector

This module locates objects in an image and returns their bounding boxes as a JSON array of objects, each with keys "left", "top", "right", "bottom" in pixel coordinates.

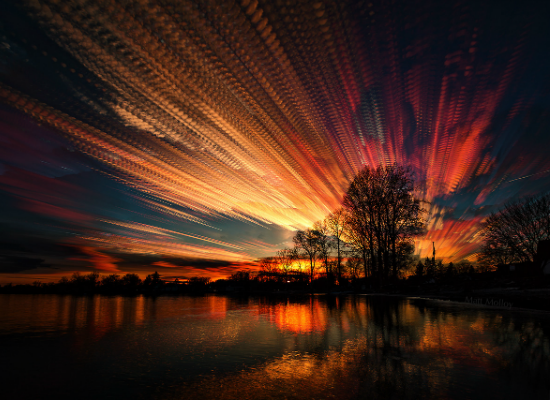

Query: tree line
[{"left": 0, "top": 271, "right": 212, "bottom": 295}]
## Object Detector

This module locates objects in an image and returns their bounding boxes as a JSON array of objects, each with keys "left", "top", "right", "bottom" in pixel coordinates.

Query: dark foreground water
[{"left": 1, "top": 294, "right": 549, "bottom": 400}]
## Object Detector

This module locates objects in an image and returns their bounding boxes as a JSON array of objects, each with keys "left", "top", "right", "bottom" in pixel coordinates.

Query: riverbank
[{"left": 395, "top": 287, "right": 550, "bottom": 312}]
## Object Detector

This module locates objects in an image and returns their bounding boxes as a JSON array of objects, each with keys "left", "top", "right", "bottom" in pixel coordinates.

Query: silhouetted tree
[
  {"left": 414, "top": 260, "right": 424, "bottom": 277},
  {"left": 327, "top": 207, "right": 348, "bottom": 281},
  {"left": 445, "top": 262, "right": 455, "bottom": 278},
  {"left": 70, "top": 272, "right": 100, "bottom": 293},
  {"left": 394, "top": 240, "right": 415, "bottom": 277},
  {"left": 314, "top": 219, "right": 333, "bottom": 279},
  {"left": 229, "top": 271, "right": 250, "bottom": 282},
  {"left": 435, "top": 260, "right": 445, "bottom": 278},
  {"left": 345, "top": 255, "right": 362, "bottom": 280},
  {"left": 121, "top": 273, "right": 141, "bottom": 291},
  {"left": 257, "top": 257, "right": 280, "bottom": 282},
  {"left": 456, "top": 260, "right": 472, "bottom": 275},
  {"left": 343, "top": 216, "right": 371, "bottom": 278},
  {"left": 276, "top": 248, "right": 296, "bottom": 273},
  {"left": 101, "top": 273, "right": 121, "bottom": 292},
  {"left": 188, "top": 276, "right": 210, "bottom": 289},
  {"left": 425, "top": 257, "right": 434, "bottom": 277},
  {"left": 482, "top": 193, "right": 550, "bottom": 270},
  {"left": 143, "top": 271, "right": 162, "bottom": 289},
  {"left": 293, "top": 228, "right": 321, "bottom": 283},
  {"left": 343, "top": 164, "right": 425, "bottom": 283}
]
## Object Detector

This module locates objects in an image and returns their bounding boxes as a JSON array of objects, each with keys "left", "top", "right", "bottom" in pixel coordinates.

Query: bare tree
[
  {"left": 478, "top": 240, "right": 514, "bottom": 268},
  {"left": 343, "top": 164, "right": 425, "bottom": 283},
  {"left": 394, "top": 239, "right": 416, "bottom": 277},
  {"left": 344, "top": 252, "right": 362, "bottom": 280},
  {"left": 257, "top": 257, "right": 279, "bottom": 282},
  {"left": 327, "top": 207, "right": 348, "bottom": 282},
  {"left": 293, "top": 228, "right": 321, "bottom": 283},
  {"left": 276, "top": 248, "right": 296, "bottom": 273},
  {"left": 482, "top": 193, "right": 550, "bottom": 270},
  {"left": 343, "top": 214, "right": 371, "bottom": 279},
  {"left": 314, "top": 219, "right": 332, "bottom": 278}
]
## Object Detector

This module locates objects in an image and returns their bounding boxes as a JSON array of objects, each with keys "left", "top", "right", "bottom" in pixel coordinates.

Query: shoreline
[
  {"left": 380, "top": 288, "right": 550, "bottom": 313},
  {"left": 400, "top": 294, "right": 550, "bottom": 314}
]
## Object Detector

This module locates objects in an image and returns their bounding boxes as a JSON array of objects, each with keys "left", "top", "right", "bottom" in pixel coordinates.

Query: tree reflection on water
[
  {"left": 1, "top": 294, "right": 549, "bottom": 399},
  {"left": 167, "top": 297, "right": 550, "bottom": 400}
]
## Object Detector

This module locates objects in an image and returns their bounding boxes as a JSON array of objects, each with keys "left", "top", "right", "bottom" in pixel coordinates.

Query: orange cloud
[{"left": 71, "top": 246, "right": 121, "bottom": 272}]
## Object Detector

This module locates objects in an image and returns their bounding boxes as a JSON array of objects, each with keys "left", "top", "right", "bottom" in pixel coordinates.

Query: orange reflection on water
[
  {"left": 204, "top": 295, "right": 228, "bottom": 320},
  {"left": 0, "top": 294, "right": 149, "bottom": 341},
  {"left": 416, "top": 314, "right": 502, "bottom": 375},
  {"left": 260, "top": 299, "right": 328, "bottom": 334},
  {"left": 3, "top": 295, "right": 548, "bottom": 400}
]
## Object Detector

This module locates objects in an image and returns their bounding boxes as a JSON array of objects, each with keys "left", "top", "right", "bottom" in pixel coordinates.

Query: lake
[{"left": 1, "top": 294, "right": 549, "bottom": 399}]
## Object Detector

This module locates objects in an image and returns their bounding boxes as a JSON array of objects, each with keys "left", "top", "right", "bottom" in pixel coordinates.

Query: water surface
[{"left": 1, "top": 294, "right": 549, "bottom": 399}]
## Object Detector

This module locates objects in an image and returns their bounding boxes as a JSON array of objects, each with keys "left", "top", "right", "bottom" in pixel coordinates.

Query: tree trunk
[
  {"left": 369, "top": 238, "right": 376, "bottom": 281},
  {"left": 362, "top": 247, "right": 368, "bottom": 279},
  {"left": 391, "top": 237, "right": 397, "bottom": 278},
  {"left": 337, "top": 239, "right": 341, "bottom": 282}
]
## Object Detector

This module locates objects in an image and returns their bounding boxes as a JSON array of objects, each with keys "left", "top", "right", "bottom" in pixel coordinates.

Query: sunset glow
[{"left": 1, "top": 0, "right": 550, "bottom": 281}]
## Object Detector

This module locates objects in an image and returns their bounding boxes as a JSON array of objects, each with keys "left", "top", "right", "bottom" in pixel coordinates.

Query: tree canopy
[
  {"left": 481, "top": 193, "right": 550, "bottom": 269},
  {"left": 342, "top": 164, "right": 425, "bottom": 282}
]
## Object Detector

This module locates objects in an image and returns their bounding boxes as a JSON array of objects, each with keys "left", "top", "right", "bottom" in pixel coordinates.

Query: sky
[{"left": 1, "top": 0, "right": 550, "bottom": 283}]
